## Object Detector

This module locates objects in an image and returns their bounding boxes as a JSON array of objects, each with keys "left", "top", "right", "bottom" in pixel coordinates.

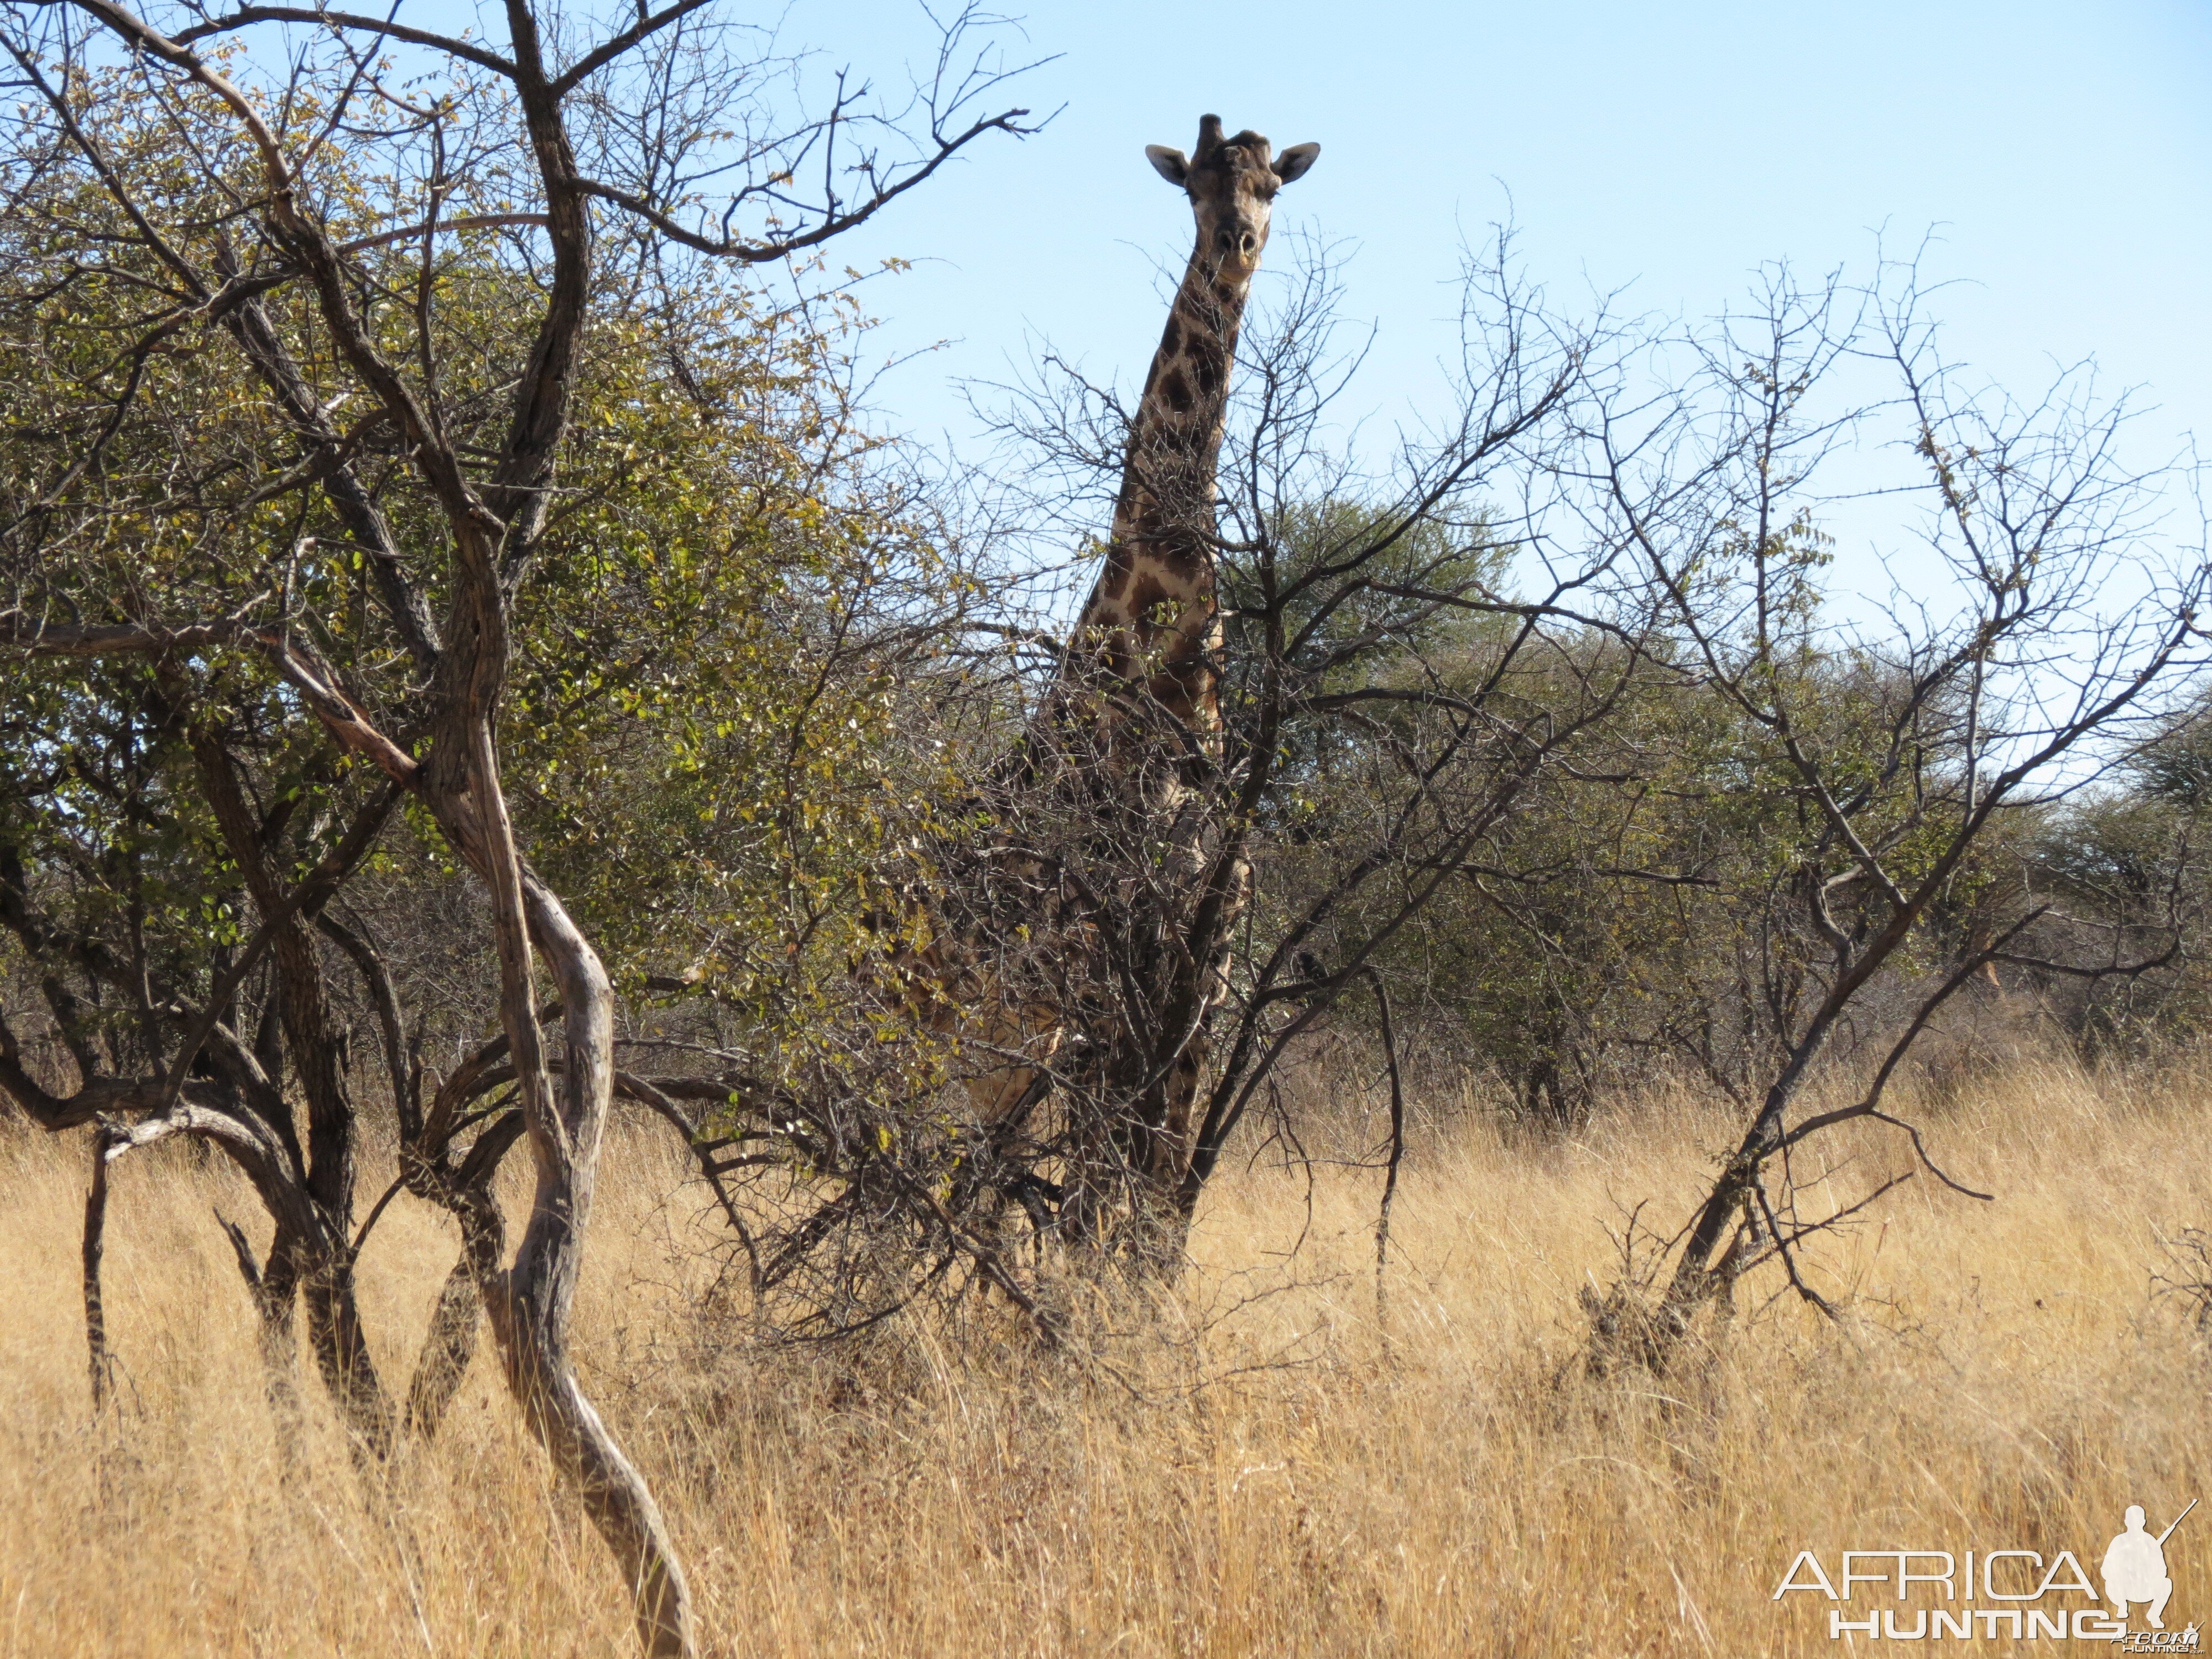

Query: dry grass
[{"left": 3, "top": 1056, "right": 2209, "bottom": 1656}]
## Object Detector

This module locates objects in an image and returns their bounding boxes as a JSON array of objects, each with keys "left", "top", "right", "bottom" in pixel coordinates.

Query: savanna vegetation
[{"left": 2, "top": 2, "right": 2208, "bottom": 1653}]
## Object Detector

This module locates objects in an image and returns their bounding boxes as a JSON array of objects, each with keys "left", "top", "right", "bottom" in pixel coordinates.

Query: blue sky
[{"left": 809, "top": 0, "right": 2212, "bottom": 493}]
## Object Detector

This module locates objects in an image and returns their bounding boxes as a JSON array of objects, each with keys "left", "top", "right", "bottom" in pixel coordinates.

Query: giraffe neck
[{"left": 1069, "top": 242, "right": 1252, "bottom": 728}]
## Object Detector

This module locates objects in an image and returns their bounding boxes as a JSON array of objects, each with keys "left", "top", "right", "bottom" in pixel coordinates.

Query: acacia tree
[
  {"left": 0, "top": 2, "right": 1029, "bottom": 1650},
  {"left": 1560, "top": 264, "right": 2208, "bottom": 1365}
]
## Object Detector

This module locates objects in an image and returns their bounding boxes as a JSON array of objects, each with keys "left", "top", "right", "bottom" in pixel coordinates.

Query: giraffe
[
  {"left": 1037, "top": 114, "right": 1321, "bottom": 1234},
  {"left": 868, "top": 116, "right": 1319, "bottom": 1253}
]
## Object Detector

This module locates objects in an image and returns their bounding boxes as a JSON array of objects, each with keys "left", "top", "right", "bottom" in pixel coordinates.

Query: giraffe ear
[
  {"left": 1145, "top": 145, "right": 1189, "bottom": 186},
  {"left": 1272, "top": 143, "right": 1320, "bottom": 185}
]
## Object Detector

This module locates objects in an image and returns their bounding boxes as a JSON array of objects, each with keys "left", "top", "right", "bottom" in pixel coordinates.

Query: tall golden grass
[{"left": 2, "top": 1056, "right": 2208, "bottom": 1656}]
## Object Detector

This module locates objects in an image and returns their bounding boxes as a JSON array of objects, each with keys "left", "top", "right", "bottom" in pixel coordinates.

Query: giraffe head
[{"left": 1145, "top": 114, "right": 1319, "bottom": 284}]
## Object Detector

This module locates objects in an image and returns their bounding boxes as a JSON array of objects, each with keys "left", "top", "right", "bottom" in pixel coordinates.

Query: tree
[
  {"left": 0, "top": 2, "right": 1031, "bottom": 1650},
  {"left": 1563, "top": 263, "right": 2206, "bottom": 1366}
]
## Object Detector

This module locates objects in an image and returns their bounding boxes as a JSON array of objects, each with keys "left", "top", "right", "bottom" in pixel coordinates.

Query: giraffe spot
[
  {"left": 1127, "top": 573, "right": 1171, "bottom": 623},
  {"left": 1159, "top": 316, "right": 1181, "bottom": 356},
  {"left": 1161, "top": 367, "right": 1193, "bottom": 414},
  {"left": 1191, "top": 341, "right": 1224, "bottom": 395},
  {"left": 1098, "top": 540, "right": 1136, "bottom": 596},
  {"left": 1146, "top": 522, "right": 1207, "bottom": 576}
]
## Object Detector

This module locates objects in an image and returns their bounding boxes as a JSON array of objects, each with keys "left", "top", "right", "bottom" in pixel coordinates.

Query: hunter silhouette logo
[
  {"left": 1774, "top": 1499, "right": 2197, "bottom": 1645},
  {"left": 2107, "top": 1501, "right": 2193, "bottom": 1630}
]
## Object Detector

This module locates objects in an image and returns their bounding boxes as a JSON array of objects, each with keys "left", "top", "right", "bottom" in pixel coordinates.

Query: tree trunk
[{"left": 456, "top": 711, "right": 694, "bottom": 1654}]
